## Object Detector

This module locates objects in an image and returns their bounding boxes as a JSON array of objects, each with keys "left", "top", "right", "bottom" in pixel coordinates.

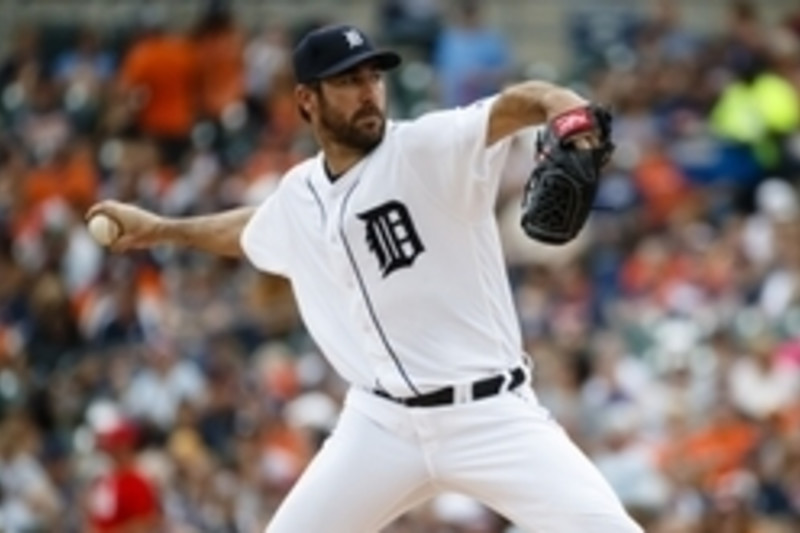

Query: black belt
[{"left": 373, "top": 367, "right": 526, "bottom": 408}]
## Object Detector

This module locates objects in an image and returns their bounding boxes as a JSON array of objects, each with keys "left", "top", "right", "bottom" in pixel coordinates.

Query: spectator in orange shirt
[
  {"left": 22, "top": 139, "right": 98, "bottom": 217},
  {"left": 659, "top": 400, "right": 759, "bottom": 493},
  {"left": 116, "top": 8, "right": 198, "bottom": 169},
  {"left": 191, "top": 0, "right": 246, "bottom": 123},
  {"left": 633, "top": 144, "right": 697, "bottom": 228}
]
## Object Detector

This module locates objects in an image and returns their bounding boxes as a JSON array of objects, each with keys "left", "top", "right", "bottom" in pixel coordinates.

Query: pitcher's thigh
[
  {"left": 265, "top": 406, "right": 433, "bottom": 533},
  {"left": 445, "top": 392, "right": 643, "bottom": 533}
]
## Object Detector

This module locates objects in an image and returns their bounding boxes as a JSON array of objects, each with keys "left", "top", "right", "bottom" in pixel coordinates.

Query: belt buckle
[{"left": 453, "top": 382, "right": 472, "bottom": 404}]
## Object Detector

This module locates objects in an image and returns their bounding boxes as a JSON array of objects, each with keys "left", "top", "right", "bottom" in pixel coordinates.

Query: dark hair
[{"left": 297, "top": 81, "right": 321, "bottom": 123}]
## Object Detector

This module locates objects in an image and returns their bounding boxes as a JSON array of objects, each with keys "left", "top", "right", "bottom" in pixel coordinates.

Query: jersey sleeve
[
  {"left": 240, "top": 187, "right": 292, "bottom": 277},
  {"left": 397, "top": 96, "right": 518, "bottom": 217}
]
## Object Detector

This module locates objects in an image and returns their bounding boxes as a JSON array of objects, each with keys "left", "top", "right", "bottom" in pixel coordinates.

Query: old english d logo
[{"left": 358, "top": 200, "right": 425, "bottom": 277}]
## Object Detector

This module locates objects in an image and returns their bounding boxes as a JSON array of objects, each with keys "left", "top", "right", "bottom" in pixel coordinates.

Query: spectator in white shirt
[{"left": 122, "top": 338, "right": 207, "bottom": 432}]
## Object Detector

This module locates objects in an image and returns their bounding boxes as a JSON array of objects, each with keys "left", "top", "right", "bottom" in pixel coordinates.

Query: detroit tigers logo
[
  {"left": 358, "top": 200, "right": 425, "bottom": 277},
  {"left": 343, "top": 29, "right": 364, "bottom": 49}
]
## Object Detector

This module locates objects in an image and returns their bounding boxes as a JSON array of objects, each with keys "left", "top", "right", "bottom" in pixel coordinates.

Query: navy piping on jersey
[
  {"left": 323, "top": 160, "right": 343, "bottom": 182},
  {"left": 305, "top": 174, "right": 327, "bottom": 226},
  {"left": 338, "top": 176, "right": 421, "bottom": 396}
]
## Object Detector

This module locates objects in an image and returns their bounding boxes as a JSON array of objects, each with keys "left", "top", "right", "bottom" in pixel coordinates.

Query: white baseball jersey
[{"left": 241, "top": 98, "right": 527, "bottom": 396}]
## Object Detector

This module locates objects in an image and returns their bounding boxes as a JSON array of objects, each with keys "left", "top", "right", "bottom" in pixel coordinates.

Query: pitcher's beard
[{"left": 320, "top": 103, "right": 386, "bottom": 154}]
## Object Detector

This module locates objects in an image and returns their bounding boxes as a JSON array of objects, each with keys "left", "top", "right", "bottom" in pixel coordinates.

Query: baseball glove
[{"left": 520, "top": 105, "right": 614, "bottom": 245}]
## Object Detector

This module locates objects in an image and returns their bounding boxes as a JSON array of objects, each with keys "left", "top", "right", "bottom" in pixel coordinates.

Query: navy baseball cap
[{"left": 292, "top": 24, "right": 401, "bottom": 84}]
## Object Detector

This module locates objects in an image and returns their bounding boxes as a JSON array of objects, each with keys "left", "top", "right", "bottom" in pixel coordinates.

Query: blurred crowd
[{"left": 1, "top": 0, "right": 800, "bottom": 531}]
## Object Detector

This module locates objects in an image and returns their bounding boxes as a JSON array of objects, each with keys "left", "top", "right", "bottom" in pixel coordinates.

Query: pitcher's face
[{"left": 302, "top": 63, "right": 388, "bottom": 153}]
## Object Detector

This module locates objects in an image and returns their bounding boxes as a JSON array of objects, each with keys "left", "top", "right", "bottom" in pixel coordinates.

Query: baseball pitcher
[{"left": 88, "top": 24, "right": 640, "bottom": 533}]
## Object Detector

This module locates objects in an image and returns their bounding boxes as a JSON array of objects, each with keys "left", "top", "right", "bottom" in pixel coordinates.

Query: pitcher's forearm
[
  {"left": 157, "top": 206, "right": 256, "bottom": 257},
  {"left": 487, "top": 81, "right": 588, "bottom": 146}
]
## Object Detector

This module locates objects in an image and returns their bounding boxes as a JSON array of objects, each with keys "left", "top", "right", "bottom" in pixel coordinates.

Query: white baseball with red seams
[{"left": 87, "top": 214, "right": 121, "bottom": 246}]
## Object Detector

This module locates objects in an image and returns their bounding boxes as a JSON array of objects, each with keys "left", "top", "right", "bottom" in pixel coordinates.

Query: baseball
[{"left": 87, "top": 214, "right": 121, "bottom": 246}]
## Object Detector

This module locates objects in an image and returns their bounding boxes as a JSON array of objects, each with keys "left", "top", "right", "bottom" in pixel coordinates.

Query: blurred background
[{"left": 0, "top": 0, "right": 800, "bottom": 531}]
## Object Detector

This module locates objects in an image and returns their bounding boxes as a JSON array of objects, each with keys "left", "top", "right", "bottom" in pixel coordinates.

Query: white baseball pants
[{"left": 265, "top": 385, "right": 643, "bottom": 533}]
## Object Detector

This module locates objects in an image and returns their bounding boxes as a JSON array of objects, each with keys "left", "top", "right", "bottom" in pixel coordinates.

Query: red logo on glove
[{"left": 552, "top": 108, "right": 593, "bottom": 138}]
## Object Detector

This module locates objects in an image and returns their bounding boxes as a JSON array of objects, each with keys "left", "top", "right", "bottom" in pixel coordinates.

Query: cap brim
[{"left": 316, "top": 50, "right": 401, "bottom": 81}]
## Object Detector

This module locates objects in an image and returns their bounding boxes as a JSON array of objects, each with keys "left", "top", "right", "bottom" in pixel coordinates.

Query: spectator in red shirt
[{"left": 84, "top": 419, "right": 162, "bottom": 533}]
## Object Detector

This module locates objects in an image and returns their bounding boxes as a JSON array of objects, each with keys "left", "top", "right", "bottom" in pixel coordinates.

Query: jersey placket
[
  {"left": 330, "top": 168, "right": 421, "bottom": 397},
  {"left": 323, "top": 173, "right": 395, "bottom": 390}
]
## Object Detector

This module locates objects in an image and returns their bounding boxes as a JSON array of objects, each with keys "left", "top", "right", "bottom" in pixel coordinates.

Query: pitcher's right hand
[{"left": 85, "top": 201, "right": 165, "bottom": 252}]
